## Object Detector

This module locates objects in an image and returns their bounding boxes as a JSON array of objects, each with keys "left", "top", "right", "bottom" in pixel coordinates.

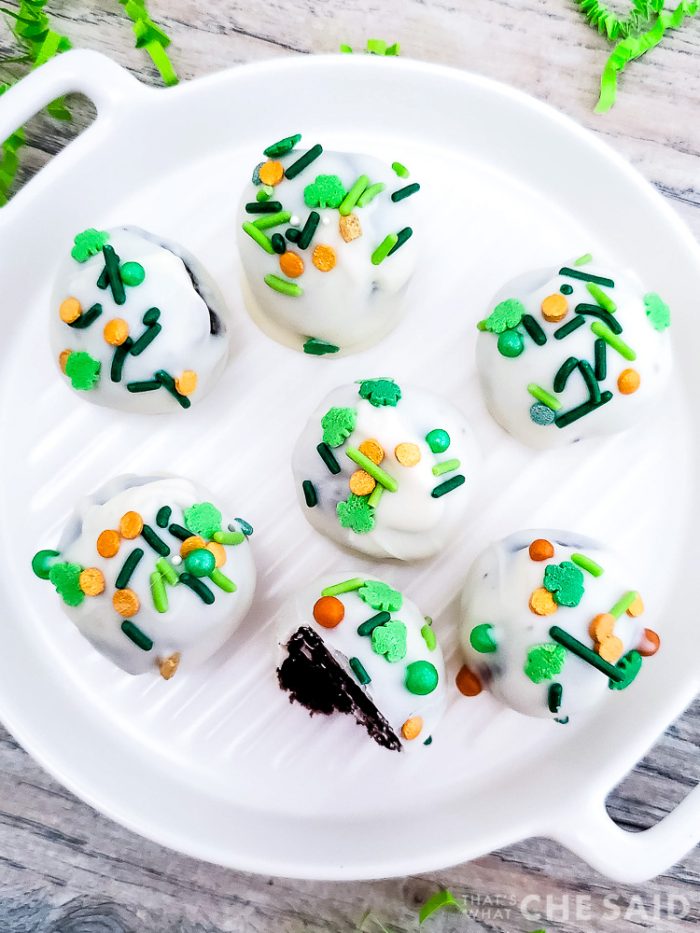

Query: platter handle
[{"left": 555, "top": 783, "right": 700, "bottom": 882}]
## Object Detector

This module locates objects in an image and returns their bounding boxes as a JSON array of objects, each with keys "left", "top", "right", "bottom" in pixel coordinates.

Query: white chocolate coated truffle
[
  {"left": 238, "top": 144, "right": 418, "bottom": 356},
  {"left": 32, "top": 475, "right": 255, "bottom": 676},
  {"left": 277, "top": 574, "right": 446, "bottom": 750},
  {"left": 475, "top": 260, "right": 671, "bottom": 449},
  {"left": 459, "top": 530, "right": 659, "bottom": 721},
  {"left": 292, "top": 379, "right": 479, "bottom": 560},
  {"left": 51, "top": 227, "right": 229, "bottom": 412}
]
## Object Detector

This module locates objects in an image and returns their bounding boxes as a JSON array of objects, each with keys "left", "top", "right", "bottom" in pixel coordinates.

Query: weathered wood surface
[{"left": 0, "top": 2, "right": 699, "bottom": 930}]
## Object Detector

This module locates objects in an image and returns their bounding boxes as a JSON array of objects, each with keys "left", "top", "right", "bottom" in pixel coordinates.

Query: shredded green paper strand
[
  {"left": 577, "top": 1, "right": 699, "bottom": 111},
  {"left": 117, "top": 0, "right": 178, "bottom": 87}
]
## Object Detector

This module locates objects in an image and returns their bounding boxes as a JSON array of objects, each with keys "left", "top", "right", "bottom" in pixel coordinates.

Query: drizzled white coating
[
  {"left": 50, "top": 474, "right": 256, "bottom": 675},
  {"left": 50, "top": 227, "right": 229, "bottom": 412},
  {"left": 476, "top": 262, "right": 671, "bottom": 449},
  {"left": 278, "top": 574, "right": 446, "bottom": 749},
  {"left": 460, "top": 530, "right": 652, "bottom": 721},
  {"left": 237, "top": 150, "right": 417, "bottom": 355},
  {"left": 292, "top": 382, "right": 479, "bottom": 560}
]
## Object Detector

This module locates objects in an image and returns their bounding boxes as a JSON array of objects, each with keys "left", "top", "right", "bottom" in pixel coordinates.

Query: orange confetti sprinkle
[
  {"left": 159, "top": 652, "right": 181, "bottom": 680},
  {"left": 617, "top": 368, "right": 640, "bottom": 395},
  {"left": 358, "top": 439, "right": 384, "bottom": 464},
  {"left": 541, "top": 293, "right": 569, "bottom": 323},
  {"left": 79, "top": 567, "right": 105, "bottom": 596},
  {"left": 58, "top": 349, "right": 72, "bottom": 372},
  {"left": 349, "top": 469, "right": 376, "bottom": 496},
  {"left": 529, "top": 587, "right": 558, "bottom": 616},
  {"left": 119, "top": 511, "right": 143, "bottom": 540},
  {"left": 456, "top": 665, "right": 483, "bottom": 697},
  {"left": 339, "top": 213, "right": 362, "bottom": 242},
  {"left": 394, "top": 442, "right": 421, "bottom": 467},
  {"left": 175, "top": 370, "right": 198, "bottom": 396},
  {"left": 589, "top": 612, "right": 615, "bottom": 643},
  {"left": 313, "top": 595, "right": 345, "bottom": 629},
  {"left": 180, "top": 535, "right": 206, "bottom": 558},
  {"left": 113, "top": 588, "right": 140, "bottom": 618},
  {"left": 401, "top": 716, "right": 424, "bottom": 740},
  {"left": 103, "top": 318, "right": 129, "bottom": 346},
  {"left": 596, "top": 634, "right": 624, "bottom": 664},
  {"left": 626, "top": 593, "right": 644, "bottom": 617},
  {"left": 529, "top": 538, "right": 554, "bottom": 561},
  {"left": 312, "top": 244, "right": 336, "bottom": 272},
  {"left": 96, "top": 529, "right": 121, "bottom": 558},
  {"left": 206, "top": 541, "right": 226, "bottom": 568},
  {"left": 59, "top": 297, "right": 82, "bottom": 324},
  {"left": 279, "top": 251, "right": 304, "bottom": 278},
  {"left": 638, "top": 628, "right": 660, "bottom": 657},
  {"left": 259, "top": 160, "right": 284, "bottom": 186}
]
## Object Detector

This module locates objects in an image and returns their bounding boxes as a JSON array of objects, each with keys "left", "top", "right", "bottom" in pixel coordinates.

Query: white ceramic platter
[{"left": 0, "top": 51, "right": 699, "bottom": 882}]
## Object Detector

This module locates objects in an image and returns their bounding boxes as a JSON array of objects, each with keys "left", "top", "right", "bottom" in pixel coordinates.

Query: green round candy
[
  {"left": 560, "top": 283, "right": 574, "bottom": 295},
  {"left": 120, "top": 261, "right": 145, "bottom": 286},
  {"left": 497, "top": 329, "right": 524, "bottom": 358},
  {"left": 184, "top": 548, "right": 216, "bottom": 578},
  {"left": 530, "top": 402, "right": 556, "bottom": 426},
  {"left": 405, "top": 660, "right": 439, "bottom": 696},
  {"left": 425, "top": 428, "right": 450, "bottom": 454},
  {"left": 31, "top": 549, "right": 60, "bottom": 580},
  {"left": 469, "top": 623, "right": 498, "bottom": 654}
]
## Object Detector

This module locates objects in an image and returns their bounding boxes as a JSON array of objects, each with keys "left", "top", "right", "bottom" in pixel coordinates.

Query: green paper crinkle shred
[{"left": 118, "top": 0, "right": 179, "bottom": 87}]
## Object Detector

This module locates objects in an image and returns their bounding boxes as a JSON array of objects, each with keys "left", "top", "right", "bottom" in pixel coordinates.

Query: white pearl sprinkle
[
  {"left": 171, "top": 555, "right": 183, "bottom": 566},
  {"left": 290, "top": 215, "right": 300, "bottom": 226}
]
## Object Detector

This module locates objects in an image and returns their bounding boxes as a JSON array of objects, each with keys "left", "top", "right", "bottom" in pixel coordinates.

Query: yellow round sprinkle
[
  {"left": 103, "top": 318, "right": 129, "bottom": 346},
  {"left": 159, "top": 652, "right": 181, "bottom": 680},
  {"left": 626, "top": 593, "right": 644, "bottom": 617},
  {"left": 58, "top": 349, "right": 72, "bottom": 373},
  {"left": 96, "top": 529, "right": 121, "bottom": 558},
  {"left": 358, "top": 439, "right": 384, "bottom": 464},
  {"left": 349, "top": 469, "right": 376, "bottom": 496},
  {"left": 206, "top": 541, "right": 226, "bottom": 568},
  {"left": 59, "top": 297, "right": 82, "bottom": 324},
  {"left": 79, "top": 567, "right": 105, "bottom": 596},
  {"left": 617, "top": 368, "right": 640, "bottom": 394},
  {"left": 529, "top": 587, "right": 558, "bottom": 616},
  {"left": 279, "top": 251, "right": 304, "bottom": 278},
  {"left": 312, "top": 244, "right": 336, "bottom": 272},
  {"left": 597, "top": 635, "right": 624, "bottom": 664},
  {"left": 113, "top": 588, "right": 140, "bottom": 618},
  {"left": 175, "top": 370, "right": 198, "bottom": 396},
  {"left": 339, "top": 213, "right": 362, "bottom": 242},
  {"left": 541, "top": 293, "right": 569, "bottom": 323},
  {"left": 119, "top": 511, "right": 143, "bottom": 539},
  {"left": 401, "top": 716, "right": 423, "bottom": 740},
  {"left": 180, "top": 535, "right": 206, "bottom": 558},
  {"left": 259, "top": 160, "right": 284, "bottom": 186},
  {"left": 394, "top": 442, "right": 421, "bottom": 467}
]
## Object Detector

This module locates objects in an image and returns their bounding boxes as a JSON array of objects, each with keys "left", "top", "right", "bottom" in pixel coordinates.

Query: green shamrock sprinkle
[
  {"left": 644, "top": 292, "right": 670, "bottom": 331},
  {"left": 321, "top": 406, "right": 357, "bottom": 447},
  {"left": 543, "top": 561, "right": 585, "bottom": 607},
  {"left": 336, "top": 494, "right": 375, "bottom": 534},
  {"left": 48, "top": 562, "right": 84, "bottom": 607},
  {"left": 302, "top": 337, "right": 340, "bottom": 355},
  {"left": 358, "top": 580, "right": 403, "bottom": 611},
  {"left": 71, "top": 228, "right": 109, "bottom": 262},
  {"left": 483, "top": 298, "right": 526, "bottom": 334},
  {"left": 303, "top": 174, "right": 346, "bottom": 209},
  {"left": 65, "top": 351, "right": 101, "bottom": 391},
  {"left": 609, "top": 650, "right": 643, "bottom": 691},
  {"left": 358, "top": 378, "right": 402, "bottom": 407},
  {"left": 371, "top": 620, "right": 407, "bottom": 662},
  {"left": 183, "top": 502, "right": 222, "bottom": 540},
  {"left": 524, "top": 643, "right": 566, "bottom": 684}
]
